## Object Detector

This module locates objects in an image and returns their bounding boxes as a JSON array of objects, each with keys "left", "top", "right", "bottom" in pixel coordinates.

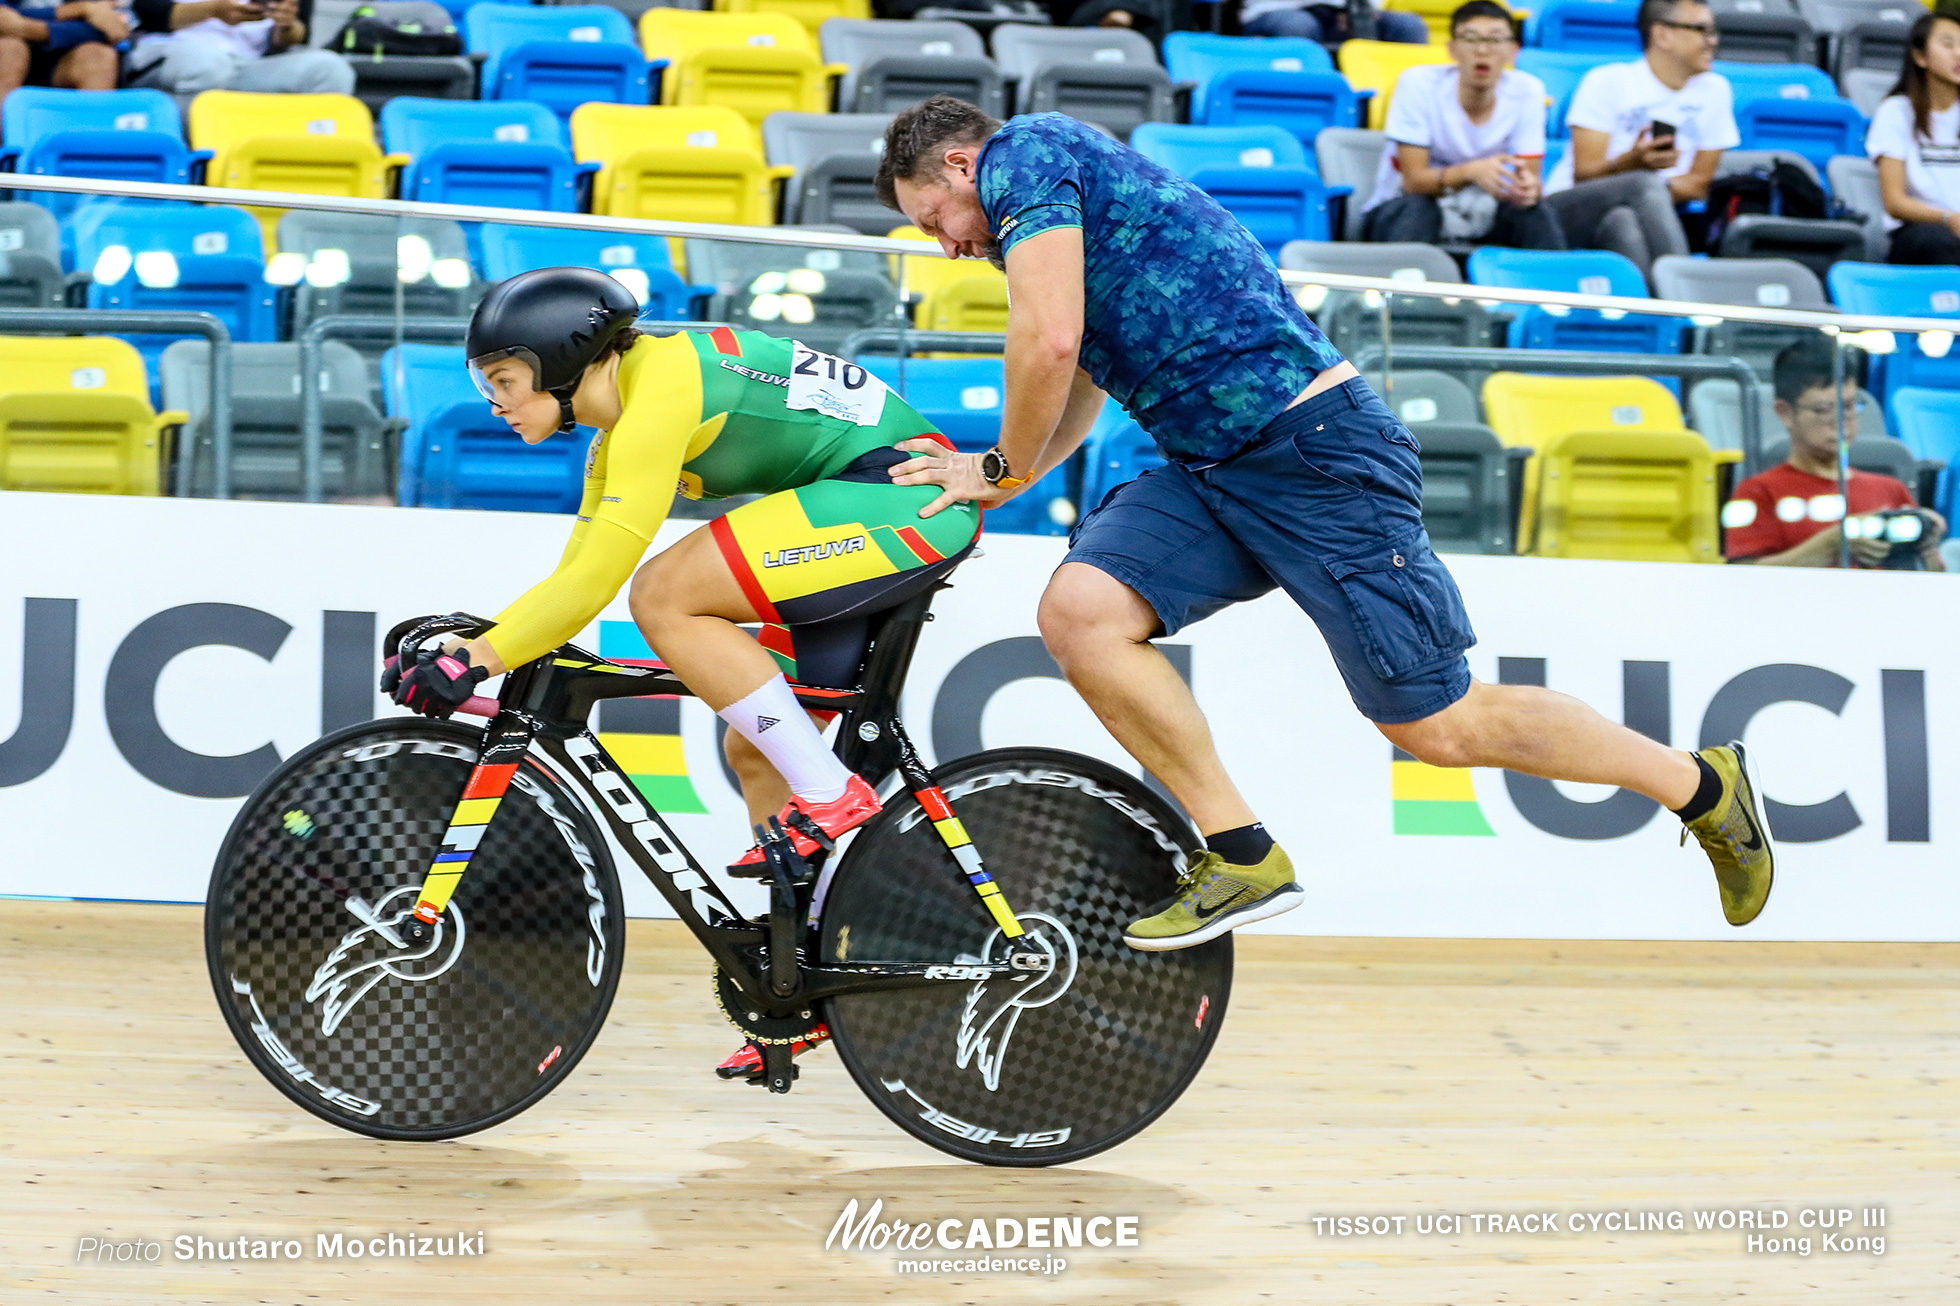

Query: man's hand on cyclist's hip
[{"left": 889, "top": 438, "right": 1017, "bottom": 519}]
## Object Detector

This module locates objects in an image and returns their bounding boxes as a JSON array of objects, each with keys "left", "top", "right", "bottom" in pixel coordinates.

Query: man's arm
[
  {"left": 1571, "top": 126, "right": 1679, "bottom": 182},
  {"left": 0, "top": 4, "right": 52, "bottom": 40},
  {"left": 1030, "top": 368, "right": 1106, "bottom": 481},
  {"left": 1669, "top": 149, "right": 1721, "bottom": 203}
]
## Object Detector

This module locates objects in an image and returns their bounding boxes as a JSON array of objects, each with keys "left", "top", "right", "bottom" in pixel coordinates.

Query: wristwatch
[{"left": 981, "top": 447, "right": 1029, "bottom": 489}]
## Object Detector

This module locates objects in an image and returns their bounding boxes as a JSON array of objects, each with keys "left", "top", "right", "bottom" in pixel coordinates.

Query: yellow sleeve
[{"left": 483, "top": 335, "right": 705, "bottom": 671}]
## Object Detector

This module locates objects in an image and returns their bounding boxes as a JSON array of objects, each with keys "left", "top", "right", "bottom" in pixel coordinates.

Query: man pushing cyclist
[{"left": 871, "top": 95, "right": 1774, "bottom": 949}]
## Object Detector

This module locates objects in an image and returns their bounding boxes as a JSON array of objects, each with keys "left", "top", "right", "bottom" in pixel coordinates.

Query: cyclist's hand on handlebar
[
  {"left": 392, "top": 646, "right": 489, "bottom": 719},
  {"left": 888, "top": 438, "right": 1012, "bottom": 520}
]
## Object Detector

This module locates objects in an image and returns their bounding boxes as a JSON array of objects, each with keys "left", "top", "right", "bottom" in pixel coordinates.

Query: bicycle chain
[{"left": 711, "top": 965, "right": 825, "bottom": 1045}]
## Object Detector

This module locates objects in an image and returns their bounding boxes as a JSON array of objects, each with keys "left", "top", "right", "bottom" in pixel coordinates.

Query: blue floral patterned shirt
[{"left": 975, "top": 113, "right": 1347, "bottom": 464}]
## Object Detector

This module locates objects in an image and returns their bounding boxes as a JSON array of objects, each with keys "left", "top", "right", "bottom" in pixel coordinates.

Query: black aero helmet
[{"left": 467, "top": 266, "right": 641, "bottom": 432}]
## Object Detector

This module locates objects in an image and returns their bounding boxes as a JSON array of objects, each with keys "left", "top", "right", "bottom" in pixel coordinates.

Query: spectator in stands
[
  {"left": 127, "top": 0, "right": 356, "bottom": 95},
  {"left": 1724, "top": 339, "right": 1945, "bottom": 569},
  {"left": 1053, "top": 0, "right": 1195, "bottom": 43},
  {"left": 1542, "top": 0, "right": 1735, "bottom": 283},
  {"left": 1240, "top": 0, "right": 1427, "bottom": 46},
  {"left": 1359, "top": 1, "right": 1562, "bottom": 249},
  {"left": 1868, "top": 10, "right": 1960, "bottom": 265},
  {"left": 0, "top": 0, "right": 123, "bottom": 103}
]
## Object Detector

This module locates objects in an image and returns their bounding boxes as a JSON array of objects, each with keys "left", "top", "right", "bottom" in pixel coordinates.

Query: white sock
[{"left": 717, "top": 675, "right": 853, "bottom": 805}]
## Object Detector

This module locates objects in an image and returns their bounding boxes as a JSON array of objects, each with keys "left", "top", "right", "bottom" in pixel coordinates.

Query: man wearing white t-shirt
[
  {"left": 1361, "top": 0, "right": 1563, "bottom": 248},
  {"left": 1543, "top": 0, "right": 1737, "bottom": 282}
]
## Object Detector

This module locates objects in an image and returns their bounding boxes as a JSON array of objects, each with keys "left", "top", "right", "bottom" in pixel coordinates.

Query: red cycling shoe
[
  {"left": 715, "top": 1025, "right": 831, "bottom": 1081},
  {"left": 728, "top": 773, "right": 882, "bottom": 872}
]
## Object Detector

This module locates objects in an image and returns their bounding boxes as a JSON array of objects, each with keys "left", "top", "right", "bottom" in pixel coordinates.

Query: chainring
[{"left": 713, "top": 965, "right": 825, "bottom": 1044}]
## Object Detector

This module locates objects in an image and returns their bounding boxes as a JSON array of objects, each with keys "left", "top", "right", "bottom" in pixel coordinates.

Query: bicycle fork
[{"left": 404, "top": 720, "right": 532, "bottom": 944}]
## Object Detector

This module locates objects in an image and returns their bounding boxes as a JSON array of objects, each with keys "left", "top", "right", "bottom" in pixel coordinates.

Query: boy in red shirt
[{"left": 1724, "top": 339, "right": 1945, "bottom": 568}]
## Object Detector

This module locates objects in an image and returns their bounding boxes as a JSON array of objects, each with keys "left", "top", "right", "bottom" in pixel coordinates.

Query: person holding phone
[
  {"left": 1542, "top": 0, "right": 1737, "bottom": 283},
  {"left": 127, "top": 0, "right": 354, "bottom": 93}
]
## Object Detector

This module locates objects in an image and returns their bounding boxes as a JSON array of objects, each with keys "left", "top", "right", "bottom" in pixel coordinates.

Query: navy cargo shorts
[{"left": 1063, "top": 375, "right": 1475, "bottom": 725}]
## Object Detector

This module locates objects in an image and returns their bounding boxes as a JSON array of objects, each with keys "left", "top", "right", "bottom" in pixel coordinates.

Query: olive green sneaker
[
  {"left": 1680, "top": 742, "right": 1774, "bottom": 927},
  {"left": 1123, "top": 845, "right": 1302, "bottom": 952}
]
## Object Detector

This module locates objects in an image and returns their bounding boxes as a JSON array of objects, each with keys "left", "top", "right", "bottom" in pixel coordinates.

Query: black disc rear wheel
[
  {"left": 820, "top": 747, "right": 1231, "bottom": 1166},
  {"left": 205, "top": 718, "right": 625, "bottom": 1140}
]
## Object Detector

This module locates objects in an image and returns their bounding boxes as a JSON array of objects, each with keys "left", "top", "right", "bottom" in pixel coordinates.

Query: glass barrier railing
[{"left": 6, "top": 175, "right": 1957, "bottom": 568}]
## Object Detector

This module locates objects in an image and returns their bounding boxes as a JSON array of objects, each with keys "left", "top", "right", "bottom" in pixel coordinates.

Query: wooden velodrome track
[{"left": 2, "top": 900, "right": 1954, "bottom": 1304}]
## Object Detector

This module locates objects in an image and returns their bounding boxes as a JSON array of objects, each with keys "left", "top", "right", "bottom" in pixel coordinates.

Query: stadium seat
[
  {"left": 1384, "top": 0, "right": 1478, "bottom": 41},
  {"left": 1887, "top": 386, "right": 1960, "bottom": 519},
  {"left": 1840, "top": 65, "right": 1894, "bottom": 116},
  {"left": 1530, "top": 428, "right": 1731, "bottom": 561},
  {"left": 70, "top": 200, "right": 280, "bottom": 393},
  {"left": 0, "top": 201, "right": 64, "bottom": 307},
  {"left": 1311, "top": 127, "right": 1389, "bottom": 240},
  {"left": 886, "top": 223, "right": 1006, "bottom": 311},
  {"left": 272, "top": 211, "right": 476, "bottom": 337},
  {"left": 820, "top": 17, "right": 1004, "bottom": 116},
  {"left": 572, "top": 103, "right": 791, "bottom": 226},
  {"left": 1336, "top": 39, "right": 1453, "bottom": 131},
  {"left": 483, "top": 222, "right": 697, "bottom": 317},
  {"left": 0, "top": 88, "right": 197, "bottom": 234},
  {"left": 1131, "top": 123, "right": 1338, "bottom": 253},
  {"left": 1281, "top": 240, "right": 1488, "bottom": 357},
  {"left": 720, "top": 0, "right": 871, "bottom": 41},
  {"left": 1526, "top": 0, "right": 1641, "bottom": 51},
  {"left": 1689, "top": 380, "right": 1888, "bottom": 454},
  {"left": 990, "top": 25, "right": 1173, "bottom": 141},
  {"left": 1735, "top": 97, "right": 1867, "bottom": 171},
  {"left": 1827, "top": 154, "right": 1888, "bottom": 260},
  {"left": 1411, "top": 423, "right": 1519, "bottom": 554},
  {"left": 384, "top": 342, "right": 591, "bottom": 511},
  {"left": 686, "top": 229, "right": 898, "bottom": 353},
  {"left": 1365, "top": 369, "right": 1482, "bottom": 425},
  {"left": 465, "top": 4, "right": 652, "bottom": 122},
  {"left": 1798, "top": 0, "right": 1922, "bottom": 66},
  {"left": 914, "top": 274, "right": 1009, "bottom": 334},
  {"left": 763, "top": 111, "right": 893, "bottom": 230},
  {"left": 1707, "top": 0, "right": 1815, "bottom": 63},
  {"left": 1077, "top": 409, "right": 1165, "bottom": 511},
  {"left": 1482, "top": 371, "right": 1692, "bottom": 549},
  {"left": 160, "top": 339, "right": 388, "bottom": 499},
  {"left": 311, "top": 0, "right": 474, "bottom": 115},
  {"left": 0, "top": 335, "right": 179, "bottom": 495},
  {"left": 1515, "top": 49, "right": 1601, "bottom": 139},
  {"left": 1833, "top": 12, "right": 1917, "bottom": 76},
  {"left": 188, "top": 92, "right": 390, "bottom": 247},
  {"left": 381, "top": 98, "right": 591, "bottom": 219},
  {"left": 1651, "top": 254, "right": 1829, "bottom": 381},
  {"left": 1709, "top": 149, "right": 1867, "bottom": 276},
  {"left": 1161, "top": 33, "right": 1352, "bottom": 142},
  {"left": 1468, "top": 247, "right": 1681, "bottom": 355},
  {"left": 1713, "top": 57, "right": 1841, "bottom": 105},
  {"left": 639, "top": 10, "right": 833, "bottom": 151},
  {"left": 1826, "top": 262, "right": 1960, "bottom": 403}
]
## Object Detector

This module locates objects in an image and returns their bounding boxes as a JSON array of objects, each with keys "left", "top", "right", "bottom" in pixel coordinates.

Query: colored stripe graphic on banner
[
  {"left": 1391, "top": 747, "right": 1496, "bottom": 836},
  {"left": 596, "top": 621, "right": 707, "bottom": 814}
]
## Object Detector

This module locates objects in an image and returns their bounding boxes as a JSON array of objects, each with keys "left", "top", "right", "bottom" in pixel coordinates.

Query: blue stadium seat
[
  {"left": 1713, "top": 59, "right": 1840, "bottom": 106},
  {"left": 1826, "top": 263, "right": 1960, "bottom": 404},
  {"left": 1130, "top": 122, "right": 1339, "bottom": 253},
  {"left": 1515, "top": 49, "right": 1598, "bottom": 139},
  {"left": 71, "top": 199, "right": 278, "bottom": 397},
  {"left": 1468, "top": 247, "right": 1683, "bottom": 355},
  {"left": 380, "top": 98, "right": 593, "bottom": 212},
  {"left": 1161, "top": 33, "right": 1353, "bottom": 140},
  {"left": 1888, "top": 387, "right": 1960, "bottom": 521},
  {"left": 384, "top": 342, "right": 591, "bottom": 512},
  {"left": 1079, "top": 409, "right": 1166, "bottom": 511},
  {"left": 1526, "top": 0, "right": 1641, "bottom": 52},
  {"left": 1735, "top": 97, "right": 1867, "bottom": 171},
  {"left": 479, "top": 223, "right": 700, "bottom": 319},
  {"left": 0, "top": 88, "right": 200, "bottom": 253},
  {"left": 464, "top": 3, "right": 654, "bottom": 122}
]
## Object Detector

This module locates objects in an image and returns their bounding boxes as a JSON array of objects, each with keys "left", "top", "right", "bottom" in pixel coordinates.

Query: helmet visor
[{"left": 466, "top": 345, "right": 546, "bottom": 405}]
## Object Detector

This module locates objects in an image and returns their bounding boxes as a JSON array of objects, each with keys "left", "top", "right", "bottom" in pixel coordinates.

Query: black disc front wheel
[
  {"left": 820, "top": 747, "right": 1232, "bottom": 1166},
  {"left": 205, "top": 718, "right": 625, "bottom": 1140}
]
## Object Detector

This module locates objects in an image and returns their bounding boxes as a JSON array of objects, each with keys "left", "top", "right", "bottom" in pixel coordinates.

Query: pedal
[
  {"left": 759, "top": 1040, "right": 798, "bottom": 1094},
  {"left": 760, "top": 817, "right": 817, "bottom": 886}
]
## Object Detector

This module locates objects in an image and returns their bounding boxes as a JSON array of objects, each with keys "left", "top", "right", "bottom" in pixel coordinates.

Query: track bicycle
[{"left": 206, "top": 578, "right": 1232, "bottom": 1166}]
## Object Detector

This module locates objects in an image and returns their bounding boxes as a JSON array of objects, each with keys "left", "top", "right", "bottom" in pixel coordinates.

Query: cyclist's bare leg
[
  {"left": 1380, "top": 680, "right": 1700, "bottom": 808},
  {"left": 722, "top": 716, "right": 831, "bottom": 826},
  {"left": 1037, "top": 562, "right": 1259, "bottom": 838},
  {"left": 627, "top": 527, "right": 777, "bottom": 709}
]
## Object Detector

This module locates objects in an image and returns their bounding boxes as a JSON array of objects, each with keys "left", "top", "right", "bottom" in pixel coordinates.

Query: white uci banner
[{"left": 1, "top": 489, "right": 1954, "bottom": 941}]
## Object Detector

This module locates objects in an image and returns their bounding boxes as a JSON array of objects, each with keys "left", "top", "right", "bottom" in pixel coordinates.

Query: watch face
[{"left": 982, "top": 450, "right": 1005, "bottom": 484}]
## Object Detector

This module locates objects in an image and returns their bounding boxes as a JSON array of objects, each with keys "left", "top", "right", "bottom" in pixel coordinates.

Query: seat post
[{"left": 835, "top": 586, "right": 940, "bottom": 782}]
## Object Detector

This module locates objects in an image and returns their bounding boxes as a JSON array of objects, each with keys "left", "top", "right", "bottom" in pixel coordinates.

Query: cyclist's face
[{"left": 480, "top": 358, "right": 559, "bottom": 444}]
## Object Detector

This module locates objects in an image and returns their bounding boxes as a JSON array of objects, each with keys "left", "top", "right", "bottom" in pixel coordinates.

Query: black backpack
[
  {"left": 333, "top": 0, "right": 464, "bottom": 57},
  {"left": 1697, "top": 161, "right": 1838, "bottom": 252}
]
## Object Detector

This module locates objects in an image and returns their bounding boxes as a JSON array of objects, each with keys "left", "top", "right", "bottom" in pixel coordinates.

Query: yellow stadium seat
[
  {"left": 715, "top": 0, "right": 870, "bottom": 41},
  {"left": 1531, "top": 429, "right": 1737, "bottom": 562},
  {"left": 1337, "top": 39, "right": 1455, "bottom": 130},
  {"left": 885, "top": 224, "right": 1005, "bottom": 300},
  {"left": 189, "top": 91, "right": 396, "bottom": 248},
  {"left": 1385, "top": 0, "right": 1530, "bottom": 42},
  {"left": 640, "top": 9, "right": 838, "bottom": 151},
  {"left": 1482, "top": 372, "right": 1688, "bottom": 552},
  {"left": 0, "top": 337, "right": 183, "bottom": 495},
  {"left": 572, "top": 103, "right": 792, "bottom": 226},
  {"left": 918, "top": 274, "right": 1009, "bottom": 334}
]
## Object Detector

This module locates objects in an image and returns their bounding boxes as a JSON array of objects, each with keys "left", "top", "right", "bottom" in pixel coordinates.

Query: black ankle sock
[
  {"left": 1672, "top": 756, "right": 1723, "bottom": 822},
  {"left": 1205, "top": 823, "right": 1274, "bottom": 866}
]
